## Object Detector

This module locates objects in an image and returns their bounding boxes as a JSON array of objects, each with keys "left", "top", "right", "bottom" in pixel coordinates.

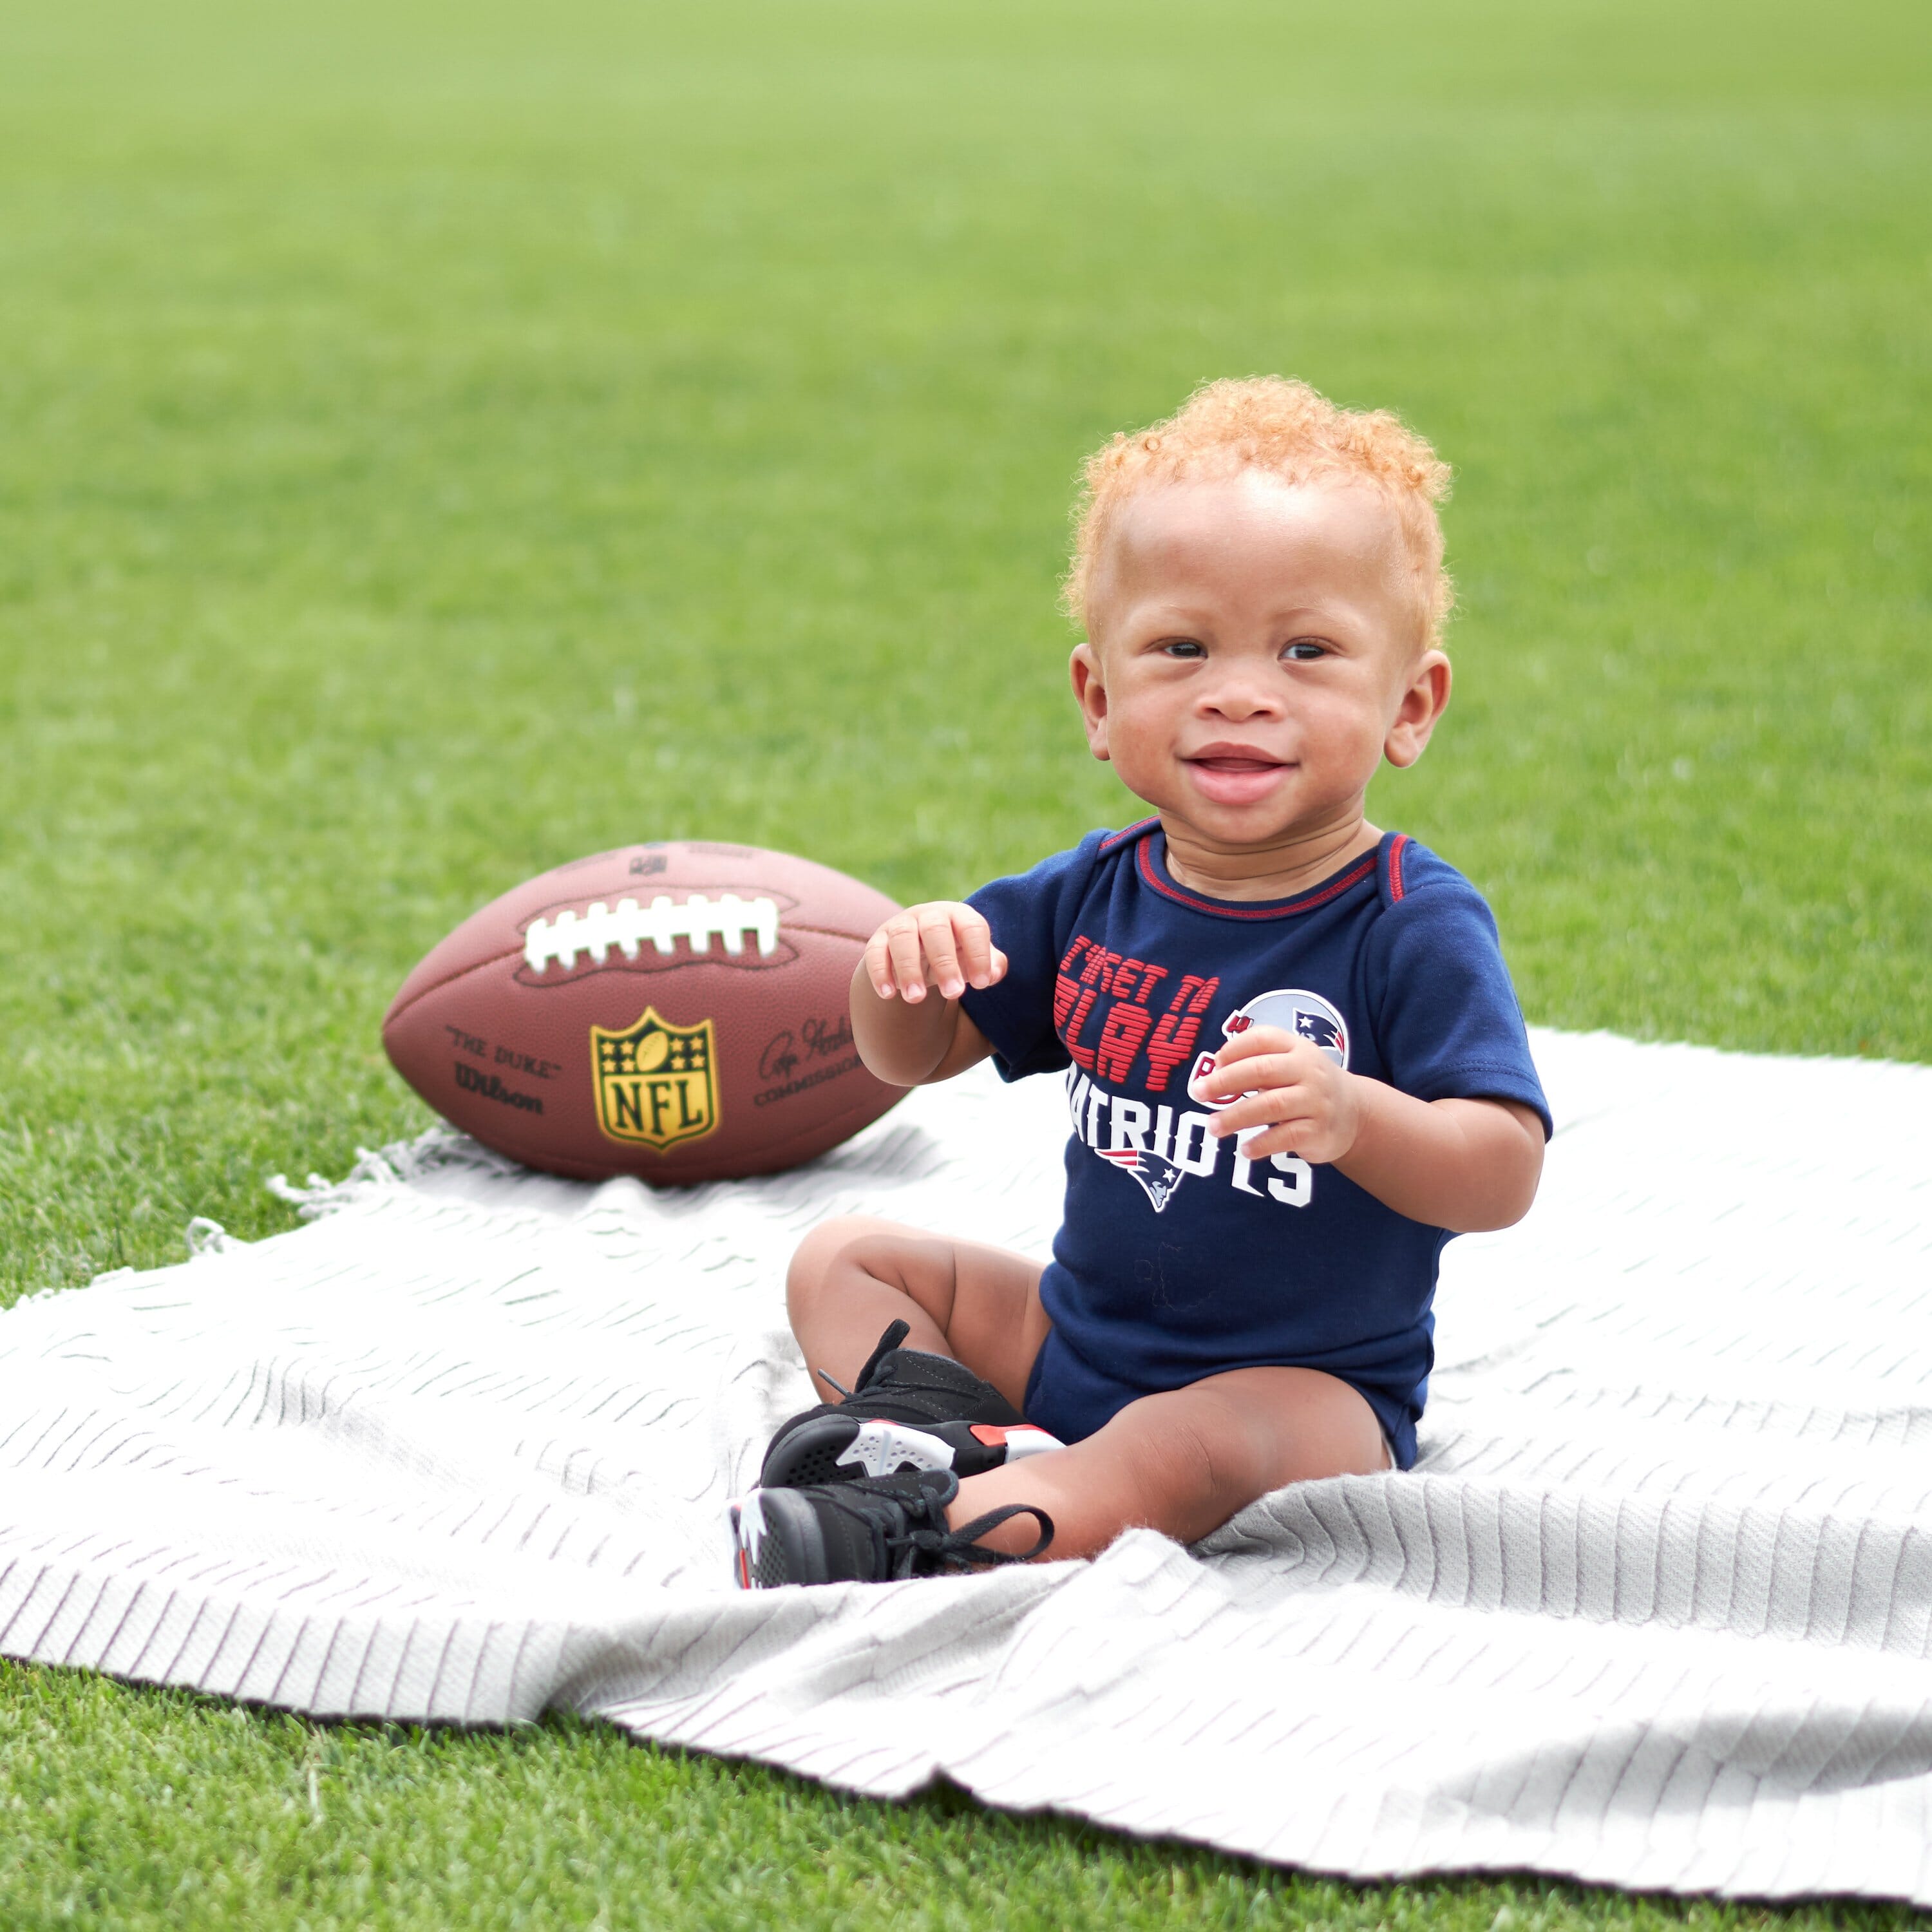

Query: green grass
[
  {"left": 1, "top": 0, "right": 1927, "bottom": 1921},
  {"left": 1, "top": 1669, "right": 1916, "bottom": 1932}
]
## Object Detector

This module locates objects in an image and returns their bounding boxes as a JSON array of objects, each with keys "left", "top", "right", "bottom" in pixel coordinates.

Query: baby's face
[{"left": 1074, "top": 473, "right": 1446, "bottom": 855}]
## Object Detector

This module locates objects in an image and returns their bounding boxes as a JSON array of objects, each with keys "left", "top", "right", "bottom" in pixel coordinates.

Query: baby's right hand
[{"left": 864, "top": 902, "right": 1008, "bottom": 1005}]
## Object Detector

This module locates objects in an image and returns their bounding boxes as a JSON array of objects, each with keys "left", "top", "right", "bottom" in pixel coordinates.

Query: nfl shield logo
[{"left": 592, "top": 1006, "right": 719, "bottom": 1151}]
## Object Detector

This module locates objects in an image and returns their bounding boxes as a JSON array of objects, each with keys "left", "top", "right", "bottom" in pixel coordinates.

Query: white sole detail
[
  {"left": 998, "top": 1426, "right": 1063, "bottom": 1461},
  {"left": 728, "top": 1492, "right": 768, "bottom": 1564},
  {"left": 834, "top": 1421, "right": 958, "bottom": 1478}
]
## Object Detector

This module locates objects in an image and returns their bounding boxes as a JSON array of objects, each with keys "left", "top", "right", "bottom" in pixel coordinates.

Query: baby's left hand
[{"left": 1197, "top": 1026, "right": 1363, "bottom": 1164}]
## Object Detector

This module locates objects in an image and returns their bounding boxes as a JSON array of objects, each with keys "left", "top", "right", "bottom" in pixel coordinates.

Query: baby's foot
[
  {"left": 761, "top": 1319, "right": 1061, "bottom": 1489},
  {"left": 728, "top": 1468, "right": 1054, "bottom": 1588}
]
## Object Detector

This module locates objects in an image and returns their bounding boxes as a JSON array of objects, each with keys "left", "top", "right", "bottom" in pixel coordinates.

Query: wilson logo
[{"left": 453, "top": 1061, "right": 544, "bottom": 1114}]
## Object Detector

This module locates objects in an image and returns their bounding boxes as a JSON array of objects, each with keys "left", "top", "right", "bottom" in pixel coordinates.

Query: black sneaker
[
  {"left": 728, "top": 1468, "right": 1054, "bottom": 1588},
  {"left": 762, "top": 1320, "right": 1063, "bottom": 1489}
]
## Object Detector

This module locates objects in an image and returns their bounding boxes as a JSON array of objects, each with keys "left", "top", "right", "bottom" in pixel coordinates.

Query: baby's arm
[
  {"left": 1200, "top": 1029, "right": 1543, "bottom": 1233},
  {"left": 850, "top": 903, "right": 1007, "bottom": 1086}
]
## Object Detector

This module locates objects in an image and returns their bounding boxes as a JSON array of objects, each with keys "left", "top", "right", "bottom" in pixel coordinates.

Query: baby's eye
[
  {"left": 1160, "top": 639, "right": 1206, "bottom": 659},
  {"left": 1282, "top": 641, "right": 1327, "bottom": 662}
]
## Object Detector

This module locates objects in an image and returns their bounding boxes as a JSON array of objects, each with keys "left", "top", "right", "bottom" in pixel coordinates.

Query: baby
[{"left": 730, "top": 377, "right": 1551, "bottom": 1587}]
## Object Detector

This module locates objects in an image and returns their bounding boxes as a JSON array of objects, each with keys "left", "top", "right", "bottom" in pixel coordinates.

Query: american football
[{"left": 383, "top": 842, "right": 907, "bottom": 1182}]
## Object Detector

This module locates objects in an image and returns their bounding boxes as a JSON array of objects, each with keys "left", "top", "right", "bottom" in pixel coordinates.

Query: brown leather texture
[{"left": 383, "top": 842, "right": 907, "bottom": 1184}]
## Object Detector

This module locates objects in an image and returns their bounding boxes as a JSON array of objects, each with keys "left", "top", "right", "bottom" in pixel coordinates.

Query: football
[{"left": 383, "top": 842, "right": 907, "bottom": 1183}]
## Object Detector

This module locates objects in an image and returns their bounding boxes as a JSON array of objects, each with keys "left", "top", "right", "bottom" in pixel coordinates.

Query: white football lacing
[{"left": 522, "top": 893, "right": 781, "bottom": 972}]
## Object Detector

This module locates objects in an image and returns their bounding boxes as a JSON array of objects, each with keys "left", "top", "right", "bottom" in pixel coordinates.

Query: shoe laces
[
  {"left": 808, "top": 1317, "right": 909, "bottom": 1404},
  {"left": 905, "top": 1503, "right": 1056, "bottom": 1577},
  {"left": 824, "top": 1473, "right": 1055, "bottom": 1580}
]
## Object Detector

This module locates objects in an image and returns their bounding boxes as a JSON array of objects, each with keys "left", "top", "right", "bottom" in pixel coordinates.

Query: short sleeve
[
  {"left": 1366, "top": 880, "right": 1552, "bottom": 1139},
  {"left": 958, "top": 835, "right": 1106, "bottom": 1082}
]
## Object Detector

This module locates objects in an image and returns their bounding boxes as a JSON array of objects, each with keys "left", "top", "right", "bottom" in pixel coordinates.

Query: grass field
[{"left": 1, "top": 0, "right": 1928, "bottom": 1923}]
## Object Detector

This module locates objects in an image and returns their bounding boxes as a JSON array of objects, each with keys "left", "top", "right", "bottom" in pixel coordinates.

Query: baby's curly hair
[{"left": 1065, "top": 376, "right": 1454, "bottom": 649}]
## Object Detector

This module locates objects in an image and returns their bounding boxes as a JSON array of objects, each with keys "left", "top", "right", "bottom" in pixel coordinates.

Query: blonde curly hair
[{"left": 1065, "top": 376, "right": 1454, "bottom": 649}]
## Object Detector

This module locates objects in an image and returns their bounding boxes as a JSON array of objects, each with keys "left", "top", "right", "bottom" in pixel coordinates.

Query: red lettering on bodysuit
[
  {"left": 1058, "top": 937, "right": 1126, "bottom": 1068},
  {"left": 1079, "top": 945, "right": 1121, "bottom": 990},
  {"left": 1093, "top": 1002, "right": 1155, "bottom": 1083},
  {"left": 1142, "top": 975, "right": 1221, "bottom": 1092},
  {"left": 1063, "top": 987, "right": 1101, "bottom": 1069},
  {"left": 1052, "top": 936, "right": 1094, "bottom": 1032},
  {"left": 1052, "top": 940, "right": 1195, "bottom": 1086}
]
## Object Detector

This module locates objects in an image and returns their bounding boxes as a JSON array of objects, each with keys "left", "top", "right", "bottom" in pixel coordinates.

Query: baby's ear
[
  {"left": 1070, "top": 643, "right": 1112, "bottom": 762},
  {"left": 1384, "top": 650, "right": 1451, "bottom": 768}
]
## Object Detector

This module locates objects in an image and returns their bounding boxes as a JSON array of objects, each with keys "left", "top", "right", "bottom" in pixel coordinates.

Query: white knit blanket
[{"left": 4, "top": 1030, "right": 1929, "bottom": 1902}]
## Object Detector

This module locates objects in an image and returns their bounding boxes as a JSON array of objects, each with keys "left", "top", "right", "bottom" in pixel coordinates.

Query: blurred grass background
[{"left": 0, "top": 0, "right": 1926, "bottom": 1923}]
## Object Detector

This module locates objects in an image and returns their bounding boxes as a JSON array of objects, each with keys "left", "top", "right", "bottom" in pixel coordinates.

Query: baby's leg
[
  {"left": 786, "top": 1215, "right": 1050, "bottom": 1413},
  {"left": 949, "top": 1366, "right": 1387, "bottom": 1560}
]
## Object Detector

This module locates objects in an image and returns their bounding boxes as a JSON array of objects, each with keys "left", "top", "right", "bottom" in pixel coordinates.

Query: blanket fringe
[
  {"left": 266, "top": 1128, "right": 506, "bottom": 1220},
  {"left": 184, "top": 1217, "right": 236, "bottom": 1257}
]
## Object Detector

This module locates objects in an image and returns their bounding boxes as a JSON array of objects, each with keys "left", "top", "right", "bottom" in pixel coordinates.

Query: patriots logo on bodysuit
[
  {"left": 1188, "top": 987, "right": 1352, "bottom": 1110},
  {"left": 1097, "top": 1145, "right": 1186, "bottom": 1213},
  {"left": 1290, "top": 1009, "right": 1343, "bottom": 1054}
]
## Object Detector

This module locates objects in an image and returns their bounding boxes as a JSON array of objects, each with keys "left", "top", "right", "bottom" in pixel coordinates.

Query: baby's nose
[{"left": 1205, "top": 671, "right": 1282, "bottom": 717}]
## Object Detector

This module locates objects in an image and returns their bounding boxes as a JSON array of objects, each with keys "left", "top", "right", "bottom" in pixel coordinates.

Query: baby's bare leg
[
  {"left": 786, "top": 1215, "right": 1050, "bottom": 1412},
  {"left": 951, "top": 1365, "right": 1387, "bottom": 1560}
]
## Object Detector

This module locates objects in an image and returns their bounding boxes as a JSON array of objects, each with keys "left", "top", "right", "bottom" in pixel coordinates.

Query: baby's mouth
[{"left": 1184, "top": 747, "right": 1295, "bottom": 804}]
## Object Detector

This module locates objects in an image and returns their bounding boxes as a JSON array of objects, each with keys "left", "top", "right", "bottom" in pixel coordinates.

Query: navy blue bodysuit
[{"left": 959, "top": 822, "right": 1550, "bottom": 1468}]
